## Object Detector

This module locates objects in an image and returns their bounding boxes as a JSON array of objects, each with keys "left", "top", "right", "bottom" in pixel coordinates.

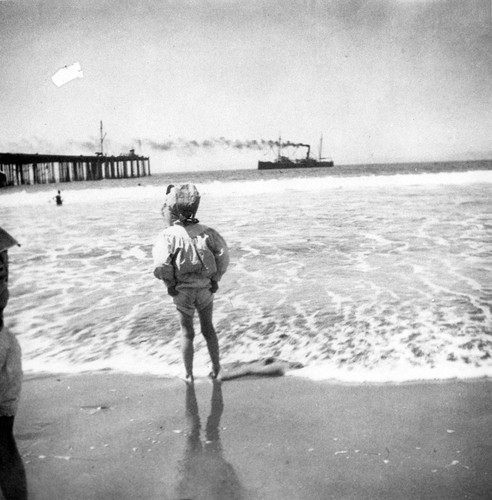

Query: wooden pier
[{"left": 0, "top": 152, "right": 151, "bottom": 187}]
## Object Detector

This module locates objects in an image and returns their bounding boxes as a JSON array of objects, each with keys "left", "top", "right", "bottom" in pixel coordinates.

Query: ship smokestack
[{"left": 295, "top": 143, "right": 310, "bottom": 159}]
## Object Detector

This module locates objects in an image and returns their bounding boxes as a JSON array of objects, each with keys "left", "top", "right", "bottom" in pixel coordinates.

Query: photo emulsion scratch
[{"left": 51, "top": 62, "right": 83, "bottom": 87}]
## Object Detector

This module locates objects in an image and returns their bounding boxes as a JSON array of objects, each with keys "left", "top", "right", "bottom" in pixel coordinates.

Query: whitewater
[{"left": 1, "top": 165, "right": 491, "bottom": 383}]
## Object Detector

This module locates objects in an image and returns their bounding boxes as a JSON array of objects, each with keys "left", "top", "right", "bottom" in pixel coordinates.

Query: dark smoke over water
[{"left": 145, "top": 138, "right": 310, "bottom": 154}]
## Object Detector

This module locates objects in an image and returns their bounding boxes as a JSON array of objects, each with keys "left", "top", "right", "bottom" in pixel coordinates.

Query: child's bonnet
[{"left": 161, "top": 184, "right": 201, "bottom": 227}]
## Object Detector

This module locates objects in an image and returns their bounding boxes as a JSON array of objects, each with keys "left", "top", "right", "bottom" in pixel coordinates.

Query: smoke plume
[{"left": 144, "top": 137, "right": 310, "bottom": 154}]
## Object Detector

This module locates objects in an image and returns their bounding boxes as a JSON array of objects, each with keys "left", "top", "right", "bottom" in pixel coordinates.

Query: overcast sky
[{"left": 1, "top": 0, "right": 491, "bottom": 172}]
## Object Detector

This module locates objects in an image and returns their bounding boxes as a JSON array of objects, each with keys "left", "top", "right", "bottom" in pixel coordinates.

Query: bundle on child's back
[
  {"left": 161, "top": 184, "right": 201, "bottom": 227},
  {"left": 155, "top": 182, "right": 229, "bottom": 291}
]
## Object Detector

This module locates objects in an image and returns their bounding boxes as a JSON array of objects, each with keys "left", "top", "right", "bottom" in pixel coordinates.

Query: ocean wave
[
  {"left": 5, "top": 166, "right": 492, "bottom": 384},
  {"left": 19, "top": 350, "right": 492, "bottom": 383},
  {"left": 1, "top": 170, "right": 492, "bottom": 207}
]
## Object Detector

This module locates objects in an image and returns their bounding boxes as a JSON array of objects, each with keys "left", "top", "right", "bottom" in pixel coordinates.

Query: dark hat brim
[{"left": 0, "top": 227, "right": 20, "bottom": 252}]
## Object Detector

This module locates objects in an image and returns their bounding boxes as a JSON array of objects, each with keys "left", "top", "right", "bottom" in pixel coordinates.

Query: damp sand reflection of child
[
  {"left": 175, "top": 381, "right": 244, "bottom": 500},
  {"left": 0, "top": 228, "right": 27, "bottom": 500}
]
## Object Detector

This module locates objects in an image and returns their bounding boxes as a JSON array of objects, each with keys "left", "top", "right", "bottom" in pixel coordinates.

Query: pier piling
[{"left": 0, "top": 153, "right": 151, "bottom": 187}]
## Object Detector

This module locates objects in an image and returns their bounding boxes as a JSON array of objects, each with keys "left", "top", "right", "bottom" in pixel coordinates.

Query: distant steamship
[{"left": 258, "top": 136, "right": 334, "bottom": 170}]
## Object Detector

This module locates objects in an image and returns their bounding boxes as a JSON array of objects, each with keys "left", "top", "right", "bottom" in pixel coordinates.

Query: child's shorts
[{"left": 173, "top": 287, "right": 214, "bottom": 317}]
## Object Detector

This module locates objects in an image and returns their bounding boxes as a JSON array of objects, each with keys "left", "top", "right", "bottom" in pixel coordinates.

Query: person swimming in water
[{"left": 54, "top": 190, "right": 63, "bottom": 206}]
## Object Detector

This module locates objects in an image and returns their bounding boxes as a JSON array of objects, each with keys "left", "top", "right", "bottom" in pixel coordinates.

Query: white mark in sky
[{"left": 51, "top": 62, "right": 83, "bottom": 87}]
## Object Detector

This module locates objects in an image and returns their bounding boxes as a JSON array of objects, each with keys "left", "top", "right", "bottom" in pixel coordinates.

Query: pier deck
[{"left": 0, "top": 152, "right": 151, "bottom": 187}]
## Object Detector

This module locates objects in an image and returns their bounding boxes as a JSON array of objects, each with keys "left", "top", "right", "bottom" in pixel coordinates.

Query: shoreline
[
  {"left": 14, "top": 372, "right": 492, "bottom": 499},
  {"left": 22, "top": 367, "right": 492, "bottom": 386}
]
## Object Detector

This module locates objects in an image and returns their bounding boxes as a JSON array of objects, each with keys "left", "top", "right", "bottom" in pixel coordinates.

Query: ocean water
[{"left": 1, "top": 161, "right": 491, "bottom": 382}]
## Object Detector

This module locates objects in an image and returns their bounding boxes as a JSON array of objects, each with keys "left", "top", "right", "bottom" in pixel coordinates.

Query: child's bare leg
[
  {"left": 198, "top": 303, "right": 220, "bottom": 378},
  {"left": 177, "top": 310, "right": 195, "bottom": 381}
]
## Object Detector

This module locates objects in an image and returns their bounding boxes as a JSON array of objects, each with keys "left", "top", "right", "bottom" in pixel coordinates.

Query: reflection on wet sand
[{"left": 175, "top": 381, "right": 244, "bottom": 500}]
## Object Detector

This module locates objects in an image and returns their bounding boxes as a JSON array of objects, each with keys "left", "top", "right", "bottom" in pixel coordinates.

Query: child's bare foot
[{"left": 209, "top": 366, "right": 221, "bottom": 381}]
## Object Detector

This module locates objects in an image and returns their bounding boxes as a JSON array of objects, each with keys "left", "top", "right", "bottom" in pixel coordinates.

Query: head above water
[{"left": 161, "top": 183, "right": 201, "bottom": 226}]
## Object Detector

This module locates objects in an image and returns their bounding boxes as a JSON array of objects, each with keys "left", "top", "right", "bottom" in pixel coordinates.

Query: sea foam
[
  {"left": 3, "top": 167, "right": 492, "bottom": 383},
  {"left": 1, "top": 170, "right": 491, "bottom": 207}
]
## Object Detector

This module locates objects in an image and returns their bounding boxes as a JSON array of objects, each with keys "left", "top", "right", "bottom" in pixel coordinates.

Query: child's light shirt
[{"left": 153, "top": 223, "right": 229, "bottom": 289}]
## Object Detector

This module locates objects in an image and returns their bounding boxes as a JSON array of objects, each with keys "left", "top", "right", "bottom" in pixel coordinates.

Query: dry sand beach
[{"left": 12, "top": 373, "right": 492, "bottom": 500}]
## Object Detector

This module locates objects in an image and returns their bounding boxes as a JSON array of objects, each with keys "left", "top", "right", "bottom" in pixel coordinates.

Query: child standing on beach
[
  {"left": 0, "top": 227, "right": 27, "bottom": 500},
  {"left": 153, "top": 184, "right": 229, "bottom": 382}
]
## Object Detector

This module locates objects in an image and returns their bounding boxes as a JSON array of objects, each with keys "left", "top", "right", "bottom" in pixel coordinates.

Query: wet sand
[{"left": 12, "top": 373, "right": 492, "bottom": 499}]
